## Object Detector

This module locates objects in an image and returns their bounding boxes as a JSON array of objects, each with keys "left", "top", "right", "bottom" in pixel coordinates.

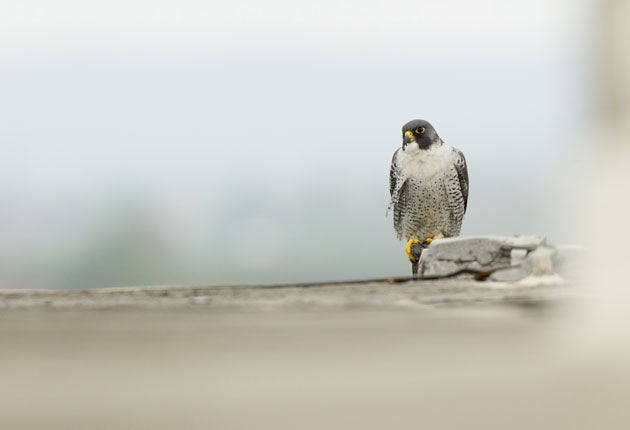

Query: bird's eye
[{"left": 415, "top": 127, "right": 426, "bottom": 134}]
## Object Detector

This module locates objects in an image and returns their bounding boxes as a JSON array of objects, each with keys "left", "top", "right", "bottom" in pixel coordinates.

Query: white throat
[{"left": 398, "top": 141, "right": 451, "bottom": 180}]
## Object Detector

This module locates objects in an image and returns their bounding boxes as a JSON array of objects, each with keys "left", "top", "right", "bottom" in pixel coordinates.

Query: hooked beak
[{"left": 403, "top": 130, "right": 416, "bottom": 146}]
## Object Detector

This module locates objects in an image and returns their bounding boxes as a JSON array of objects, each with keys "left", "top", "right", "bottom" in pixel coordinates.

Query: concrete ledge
[{"left": 0, "top": 277, "right": 570, "bottom": 310}]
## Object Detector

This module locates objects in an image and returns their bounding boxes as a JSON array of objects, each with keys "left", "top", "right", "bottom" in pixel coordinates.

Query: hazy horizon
[{"left": 0, "top": 0, "right": 596, "bottom": 288}]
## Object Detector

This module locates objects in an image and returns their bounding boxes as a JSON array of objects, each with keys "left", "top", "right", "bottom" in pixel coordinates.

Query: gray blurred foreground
[
  {"left": 3, "top": 235, "right": 609, "bottom": 430},
  {"left": 2, "top": 280, "right": 630, "bottom": 430}
]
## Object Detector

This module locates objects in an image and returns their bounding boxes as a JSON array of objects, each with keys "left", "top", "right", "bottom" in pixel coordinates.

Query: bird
[{"left": 387, "top": 119, "right": 469, "bottom": 277}]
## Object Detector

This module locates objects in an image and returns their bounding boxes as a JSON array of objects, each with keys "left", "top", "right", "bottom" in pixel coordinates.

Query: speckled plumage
[{"left": 388, "top": 120, "right": 468, "bottom": 242}]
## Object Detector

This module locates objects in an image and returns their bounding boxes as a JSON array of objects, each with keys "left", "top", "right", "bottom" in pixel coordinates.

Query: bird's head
[{"left": 402, "top": 119, "right": 441, "bottom": 150}]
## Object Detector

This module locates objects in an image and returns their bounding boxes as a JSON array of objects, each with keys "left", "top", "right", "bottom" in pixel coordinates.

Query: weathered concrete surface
[
  {"left": 1, "top": 294, "right": 630, "bottom": 430},
  {"left": 0, "top": 274, "right": 617, "bottom": 430},
  {"left": 0, "top": 277, "right": 569, "bottom": 310},
  {"left": 420, "top": 235, "right": 556, "bottom": 281},
  {"left": 0, "top": 239, "right": 585, "bottom": 430}
]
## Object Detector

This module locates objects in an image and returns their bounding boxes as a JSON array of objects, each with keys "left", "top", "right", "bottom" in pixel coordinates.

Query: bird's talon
[{"left": 405, "top": 238, "right": 421, "bottom": 262}]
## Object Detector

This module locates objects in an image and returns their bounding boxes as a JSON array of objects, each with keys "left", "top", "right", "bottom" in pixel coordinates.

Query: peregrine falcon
[{"left": 387, "top": 119, "right": 469, "bottom": 277}]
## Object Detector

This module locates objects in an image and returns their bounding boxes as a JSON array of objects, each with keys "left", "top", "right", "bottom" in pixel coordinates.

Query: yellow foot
[
  {"left": 405, "top": 238, "right": 421, "bottom": 262},
  {"left": 422, "top": 233, "right": 443, "bottom": 247}
]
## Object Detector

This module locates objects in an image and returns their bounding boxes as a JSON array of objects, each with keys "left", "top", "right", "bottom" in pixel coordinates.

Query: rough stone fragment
[
  {"left": 489, "top": 245, "right": 557, "bottom": 282},
  {"left": 420, "top": 235, "right": 547, "bottom": 278},
  {"left": 527, "top": 246, "right": 557, "bottom": 276},
  {"left": 488, "top": 266, "right": 532, "bottom": 282}
]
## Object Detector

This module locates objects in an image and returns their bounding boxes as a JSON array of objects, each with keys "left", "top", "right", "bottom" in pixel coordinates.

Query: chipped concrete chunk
[{"left": 420, "top": 235, "right": 547, "bottom": 279}]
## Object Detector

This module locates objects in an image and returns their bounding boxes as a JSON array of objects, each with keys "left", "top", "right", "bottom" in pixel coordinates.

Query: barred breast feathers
[{"left": 387, "top": 142, "right": 469, "bottom": 237}]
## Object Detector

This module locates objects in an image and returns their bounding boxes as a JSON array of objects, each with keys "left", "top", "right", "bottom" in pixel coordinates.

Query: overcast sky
[
  {"left": 0, "top": 0, "right": 597, "bottom": 288},
  {"left": 1, "top": 0, "right": 584, "bottom": 55}
]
